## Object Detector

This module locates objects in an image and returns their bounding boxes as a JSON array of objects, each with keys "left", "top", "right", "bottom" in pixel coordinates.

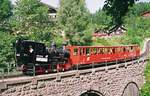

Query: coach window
[
  {"left": 119, "top": 47, "right": 121, "bottom": 53},
  {"left": 116, "top": 48, "right": 120, "bottom": 53},
  {"left": 107, "top": 48, "right": 110, "bottom": 54},
  {"left": 100, "top": 48, "right": 104, "bottom": 54},
  {"left": 74, "top": 48, "right": 78, "bottom": 55},
  {"left": 91, "top": 48, "right": 93, "bottom": 55},
  {"left": 133, "top": 46, "right": 134, "bottom": 50},
  {"left": 112, "top": 48, "right": 115, "bottom": 53},
  {"left": 119, "top": 47, "right": 123, "bottom": 52},
  {"left": 86, "top": 48, "right": 90, "bottom": 56},
  {"left": 92, "top": 48, "right": 95, "bottom": 55},
  {"left": 129, "top": 46, "right": 133, "bottom": 52},
  {"left": 80, "top": 48, "right": 82, "bottom": 55},
  {"left": 106, "top": 48, "right": 110, "bottom": 54},
  {"left": 130, "top": 46, "right": 133, "bottom": 50},
  {"left": 97, "top": 48, "right": 101, "bottom": 54},
  {"left": 123, "top": 47, "right": 126, "bottom": 52},
  {"left": 103, "top": 48, "right": 106, "bottom": 54},
  {"left": 93, "top": 48, "right": 97, "bottom": 54},
  {"left": 99, "top": 48, "right": 102, "bottom": 54},
  {"left": 82, "top": 48, "right": 86, "bottom": 55},
  {"left": 79, "top": 48, "right": 83, "bottom": 55},
  {"left": 98, "top": 48, "right": 101, "bottom": 54},
  {"left": 104, "top": 48, "right": 107, "bottom": 54},
  {"left": 90, "top": 48, "right": 93, "bottom": 55},
  {"left": 127, "top": 47, "right": 129, "bottom": 52},
  {"left": 101, "top": 48, "right": 104, "bottom": 54},
  {"left": 102, "top": 48, "right": 105, "bottom": 54},
  {"left": 127, "top": 47, "right": 130, "bottom": 52},
  {"left": 121, "top": 47, "right": 123, "bottom": 52},
  {"left": 109, "top": 48, "right": 113, "bottom": 54}
]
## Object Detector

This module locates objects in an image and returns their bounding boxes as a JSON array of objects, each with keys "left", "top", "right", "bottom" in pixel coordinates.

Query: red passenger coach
[{"left": 63, "top": 45, "right": 140, "bottom": 69}]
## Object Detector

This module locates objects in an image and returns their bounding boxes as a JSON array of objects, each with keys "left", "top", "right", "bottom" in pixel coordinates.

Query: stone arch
[
  {"left": 80, "top": 90, "right": 104, "bottom": 96},
  {"left": 122, "top": 82, "right": 140, "bottom": 96}
]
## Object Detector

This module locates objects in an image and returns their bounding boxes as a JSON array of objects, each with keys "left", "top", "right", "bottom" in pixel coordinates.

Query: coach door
[
  {"left": 83, "top": 47, "right": 91, "bottom": 64},
  {"left": 78, "top": 47, "right": 86, "bottom": 64},
  {"left": 72, "top": 47, "right": 80, "bottom": 65}
]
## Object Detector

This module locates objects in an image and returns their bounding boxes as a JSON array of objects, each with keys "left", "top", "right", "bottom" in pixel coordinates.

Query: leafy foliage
[
  {"left": 127, "top": 2, "right": 150, "bottom": 16},
  {"left": 122, "top": 14, "right": 150, "bottom": 45},
  {"left": 92, "top": 10, "right": 111, "bottom": 28},
  {"left": 0, "top": 0, "right": 12, "bottom": 32},
  {"left": 141, "top": 60, "right": 150, "bottom": 96},
  {"left": 103, "top": 0, "right": 138, "bottom": 32},
  {"left": 57, "top": 0, "right": 91, "bottom": 45},
  {"left": 90, "top": 10, "right": 112, "bottom": 33},
  {"left": 0, "top": 32, "right": 15, "bottom": 71},
  {"left": 11, "top": 0, "right": 53, "bottom": 44}
]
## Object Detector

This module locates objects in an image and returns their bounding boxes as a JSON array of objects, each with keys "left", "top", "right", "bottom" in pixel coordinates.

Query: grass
[{"left": 141, "top": 59, "right": 150, "bottom": 96}]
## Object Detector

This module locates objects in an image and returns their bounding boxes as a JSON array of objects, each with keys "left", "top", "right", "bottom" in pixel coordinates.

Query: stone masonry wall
[{"left": 0, "top": 59, "right": 146, "bottom": 96}]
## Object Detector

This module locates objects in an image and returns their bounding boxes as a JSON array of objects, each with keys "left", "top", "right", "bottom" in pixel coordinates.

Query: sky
[{"left": 11, "top": 0, "right": 150, "bottom": 13}]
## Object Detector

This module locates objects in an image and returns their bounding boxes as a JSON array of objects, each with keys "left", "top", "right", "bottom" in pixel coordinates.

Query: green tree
[
  {"left": 141, "top": 60, "right": 150, "bottom": 96},
  {"left": 122, "top": 16, "right": 150, "bottom": 45},
  {"left": 57, "top": 0, "right": 91, "bottom": 45},
  {"left": 92, "top": 10, "right": 111, "bottom": 27},
  {"left": 0, "top": 32, "right": 15, "bottom": 72},
  {"left": 103, "top": 0, "right": 138, "bottom": 33},
  {"left": 11, "top": 0, "right": 53, "bottom": 44},
  {"left": 91, "top": 10, "right": 112, "bottom": 33},
  {"left": 127, "top": 2, "right": 150, "bottom": 17},
  {"left": 0, "top": 0, "right": 12, "bottom": 32}
]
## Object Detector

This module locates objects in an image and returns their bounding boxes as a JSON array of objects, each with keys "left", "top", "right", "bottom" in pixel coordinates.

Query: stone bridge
[{"left": 0, "top": 39, "right": 150, "bottom": 96}]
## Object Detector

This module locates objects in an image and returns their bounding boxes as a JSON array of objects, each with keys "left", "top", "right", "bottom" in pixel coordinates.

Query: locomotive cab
[{"left": 15, "top": 40, "right": 47, "bottom": 74}]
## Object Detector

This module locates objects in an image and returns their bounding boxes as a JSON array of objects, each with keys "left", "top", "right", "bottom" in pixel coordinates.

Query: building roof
[
  {"left": 41, "top": 2, "right": 58, "bottom": 10},
  {"left": 41, "top": 2, "right": 58, "bottom": 13},
  {"left": 141, "top": 11, "right": 150, "bottom": 17}
]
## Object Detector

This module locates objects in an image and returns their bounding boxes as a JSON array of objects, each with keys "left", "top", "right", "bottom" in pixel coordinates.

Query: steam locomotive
[
  {"left": 15, "top": 40, "right": 70, "bottom": 75},
  {"left": 15, "top": 40, "right": 140, "bottom": 75}
]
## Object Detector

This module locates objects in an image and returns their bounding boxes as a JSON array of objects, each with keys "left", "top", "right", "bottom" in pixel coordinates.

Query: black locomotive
[{"left": 15, "top": 40, "right": 70, "bottom": 75}]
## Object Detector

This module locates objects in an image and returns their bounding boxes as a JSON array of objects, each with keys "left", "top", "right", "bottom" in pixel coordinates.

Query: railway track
[
  {"left": 0, "top": 72, "right": 24, "bottom": 80},
  {"left": 0, "top": 57, "right": 147, "bottom": 84},
  {"left": 0, "top": 57, "right": 148, "bottom": 82}
]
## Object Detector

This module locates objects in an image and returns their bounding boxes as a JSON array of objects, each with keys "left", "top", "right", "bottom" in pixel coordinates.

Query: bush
[
  {"left": 127, "top": 2, "right": 150, "bottom": 17},
  {"left": 122, "top": 16, "right": 150, "bottom": 46},
  {"left": 0, "top": 32, "right": 16, "bottom": 72},
  {"left": 141, "top": 60, "right": 150, "bottom": 96}
]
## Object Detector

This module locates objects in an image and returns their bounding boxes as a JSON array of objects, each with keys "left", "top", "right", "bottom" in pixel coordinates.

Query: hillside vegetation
[{"left": 141, "top": 60, "right": 150, "bottom": 96}]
